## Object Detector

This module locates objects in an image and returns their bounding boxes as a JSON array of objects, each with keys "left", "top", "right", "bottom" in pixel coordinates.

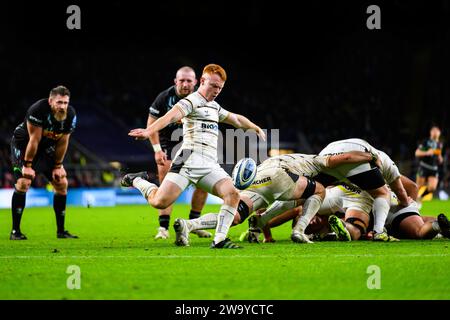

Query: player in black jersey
[
  {"left": 9, "top": 86, "right": 78, "bottom": 240},
  {"left": 415, "top": 125, "right": 444, "bottom": 203},
  {"left": 146, "top": 66, "right": 210, "bottom": 239}
]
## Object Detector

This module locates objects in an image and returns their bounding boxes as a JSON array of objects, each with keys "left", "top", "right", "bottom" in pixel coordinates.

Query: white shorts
[
  {"left": 241, "top": 161, "right": 297, "bottom": 205},
  {"left": 318, "top": 185, "right": 372, "bottom": 217},
  {"left": 165, "top": 149, "right": 230, "bottom": 194},
  {"left": 385, "top": 201, "right": 420, "bottom": 230}
]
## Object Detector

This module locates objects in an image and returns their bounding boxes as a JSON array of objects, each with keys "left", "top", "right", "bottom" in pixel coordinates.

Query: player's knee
[
  {"left": 224, "top": 189, "right": 240, "bottom": 206},
  {"left": 150, "top": 197, "right": 170, "bottom": 210},
  {"left": 16, "top": 178, "right": 31, "bottom": 192},
  {"left": 233, "top": 214, "right": 241, "bottom": 225},
  {"left": 52, "top": 178, "right": 68, "bottom": 194},
  {"left": 370, "top": 185, "right": 390, "bottom": 198}
]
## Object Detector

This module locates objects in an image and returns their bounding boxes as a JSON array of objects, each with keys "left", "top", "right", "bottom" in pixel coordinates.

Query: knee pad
[
  {"left": 237, "top": 200, "right": 250, "bottom": 222},
  {"left": 345, "top": 217, "right": 367, "bottom": 235},
  {"left": 300, "top": 179, "right": 317, "bottom": 200}
]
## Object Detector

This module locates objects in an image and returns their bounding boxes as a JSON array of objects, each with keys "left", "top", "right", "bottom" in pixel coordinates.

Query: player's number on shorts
[{"left": 66, "top": 5, "right": 81, "bottom": 30}]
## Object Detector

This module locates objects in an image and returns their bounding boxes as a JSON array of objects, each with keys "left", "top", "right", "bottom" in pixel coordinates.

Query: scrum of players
[{"left": 122, "top": 64, "right": 450, "bottom": 248}]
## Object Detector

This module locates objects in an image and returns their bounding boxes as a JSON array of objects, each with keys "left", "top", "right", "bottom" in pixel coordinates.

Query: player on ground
[
  {"left": 175, "top": 151, "right": 380, "bottom": 245},
  {"left": 318, "top": 138, "right": 412, "bottom": 241},
  {"left": 147, "top": 66, "right": 210, "bottom": 240},
  {"left": 9, "top": 86, "right": 78, "bottom": 240},
  {"left": 415, "top": 125, "right": 444, "bottom": 203},
  {"left": 122, "top": 64, "right": 266, "bottom": 249},
  {"left": 247, "top": 185, "right": 450, "bottom": 242}
]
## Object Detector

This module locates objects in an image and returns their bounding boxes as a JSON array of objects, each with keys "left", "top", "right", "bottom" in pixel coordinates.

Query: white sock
[
  {"left": 373, "top": 197, "right": 390, "bottom": 233},
  {"left": 189, "top": 213, "right": 218, "bottom": 230},
  {"left": 260, "top": 200, "right": 297, "bottom": 226},
  {"left": 293, "top": 195, "right": 323, "bottom": 233},
  {"left": 214, "top": 204, "right": 236, "bottom": 243},
  {"left": 432, "top": 221, "right": 441, "bottom": 232},
  {"left": 133, "top": 177, "right": 157, "bottom": 199}
]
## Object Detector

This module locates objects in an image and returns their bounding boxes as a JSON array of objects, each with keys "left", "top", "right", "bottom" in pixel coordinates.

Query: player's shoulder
[
  {"left": 68, "top": 105, "right": 76, "bottom": 117},
  {"left": 28, "top": 98, "right": 49, "bottom": 113},
  {"left": 182, "top": 91, "right": 205, "bottom": 107}
]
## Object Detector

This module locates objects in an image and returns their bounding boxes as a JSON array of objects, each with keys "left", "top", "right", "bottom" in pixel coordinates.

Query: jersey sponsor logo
[
  {"left": 42, "top": 130, "right": 63, "bottom": 140},
  {"left": 149, "top": 107, "right": 160, "bottom": 115},
  {"left": 251, "top": 176, "right": 271, "bottom": 185},
  {"left": 339, "top": 183, "right": 361, "bottom": 194},
  {"left": 201, "top": 122, "right": 219, "bottom": 130},
  {"left": 28, "top": 115, "right": 43, "bottom": 124}
]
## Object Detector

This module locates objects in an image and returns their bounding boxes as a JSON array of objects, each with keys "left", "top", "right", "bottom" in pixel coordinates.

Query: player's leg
[
  {"left": 189, "top": 188, "right": 212, "bottom": 238},
  {"left": 331, "top": 208, "right": 369, "bottom": 241},
  {"left": 122, "top": 170, "right": 186, "bottom": 209},
  {"left": 416, "top": 167, "right": 427, "bottom": 198},
  {"left": 10, "top": 141, "right": 30, "bottom": 240},
  {"left": 291, "top": 177, "right": 326, "bottom": 243},
  {"left": 11, "top": 177, "right": 31, "bottom": 240},
  {"left": 51, "top": 176, "right": 78, "bottom": 238},
  {"left": 422, "top": 175, "right": 438, "bottom": 201},
  {"left": 262, "top": 206, "right": 301, "bottom": 242},
  {"left": 155, "top": 160, "right": 172, "bottom": 239},
  {"left": 346, "top": 167, "right": 394, "bottom": 241},
  {"left": 396, "top": 215, "right": 439, "bottom": 239},
  {"left": 209, "top": 177, "right": 241, "bottom": 248}
]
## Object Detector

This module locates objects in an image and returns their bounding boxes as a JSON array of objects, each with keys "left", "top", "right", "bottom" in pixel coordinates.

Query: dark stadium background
[{"left": 1, "top": 0, "right": 450, "bottom": 193}]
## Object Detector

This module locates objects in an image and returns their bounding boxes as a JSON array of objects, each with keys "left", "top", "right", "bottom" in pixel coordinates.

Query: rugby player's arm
[
  {"left": 389, "top": 176, "right": 410, "bottom": 206},
  {"left": 146, "top": 115, "right": 161, "bottom": 145},
  {"left": 400, "top": 175, "right": 419, "bottom": 200},
  {"left": 24, "top": 122, "right": 42, "bottom": 162},
  {"left": 129, "top": 106, "right": 183, "bottom": 140},
  {"left": 221, "top": 113, "right": 266, "bottom": 141},
  {"left": 326, "top": 151, "right": 374, "bottom": 168},
  {"left": 415, "top": 147, "right": 433, "bottom": 157},
  {"left": 54, "top": 133, "right": 70, "bottom": 165}
]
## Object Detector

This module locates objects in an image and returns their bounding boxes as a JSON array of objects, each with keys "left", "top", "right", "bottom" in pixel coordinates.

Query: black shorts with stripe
[
  {"left": 417, "top": 166, "right": 439, "bottom": 179},
  {"left": 10, "top": 136, "right": 57, "bottom": 182}
]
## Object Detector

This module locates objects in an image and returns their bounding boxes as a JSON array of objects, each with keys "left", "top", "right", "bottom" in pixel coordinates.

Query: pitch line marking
[{"left": 0, "top": 253, "right": 450, "bottom": 259}]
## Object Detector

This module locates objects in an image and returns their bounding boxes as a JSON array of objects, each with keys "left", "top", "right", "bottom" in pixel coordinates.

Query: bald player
[{"left": 147, "top": 66, "right": 210, "bottom": 240}]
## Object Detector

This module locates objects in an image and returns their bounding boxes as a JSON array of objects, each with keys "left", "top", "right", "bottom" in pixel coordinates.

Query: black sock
[
  {"left": 189, "top": 210, "right": 201, "bottom": 220},
  {"left": 11, "top": 190, "right": 26, "bottom": 233},
  {"left": 159, "top": 215, "right": 170, "bottom": 230},
  {"left": 54, "top": 194, "right": 67, "bottom": 233},
  {"left": 421, "top": 188, "right": 432, "bottom": 198}
]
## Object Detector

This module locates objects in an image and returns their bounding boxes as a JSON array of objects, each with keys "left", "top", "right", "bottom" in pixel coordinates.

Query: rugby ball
[{"left": 232, "top": 158, "right": 257, "bottom": 190}]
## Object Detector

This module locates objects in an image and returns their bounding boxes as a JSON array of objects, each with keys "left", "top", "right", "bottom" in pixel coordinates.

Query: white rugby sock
[
  {"left": 293, "top": 195, "right": 323, "bottom": 233},
  {"left": 432, "top": 221, "right": 441, "bottom": 232},
  {"left": 133, "top": 177, "right": 157, "bottom": 199},
  {"left": 260, "top": 200, "right": 297, "bottom": 226},
  {"left": 372, "top": 197, "right": 390, "bottom": 234},
  {"left": 214, "top": 204, "right": 237, "bottom": 243},
  {"left": 189, "top": 213, "right": 218, "bottom": 230}
]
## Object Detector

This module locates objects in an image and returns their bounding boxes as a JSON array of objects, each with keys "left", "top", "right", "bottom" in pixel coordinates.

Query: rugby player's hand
[
  {"left": 400, "top": 196, "right": 413, "bottom": 207},
  {"left": 22, "top": 166, "right": 35, "bottom": 180},
  {"left": 426, "top": 149, "right": 435, "bottom": 156},
  {"left": 255, "top": 126, "right": 266, "bottom": 141},
  {"left": 52, "top": 166, "right": 67, "bottom": 182},
  {"left": 155, "top": 150, "right": 167, "bottom": 166},
  {"left": 129, "top": 128, "right": 151, "bottom": 140}
]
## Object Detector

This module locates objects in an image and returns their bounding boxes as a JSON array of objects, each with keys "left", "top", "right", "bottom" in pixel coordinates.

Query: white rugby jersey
[
  {"left": 175, "top": 91, "right": 229, "bottom": 162},
  {"left": 320, "top": 138, "right": 401, "bottom": 184},
  {"left": 263, "top": 153, "right": 330, "bottom": 178}
]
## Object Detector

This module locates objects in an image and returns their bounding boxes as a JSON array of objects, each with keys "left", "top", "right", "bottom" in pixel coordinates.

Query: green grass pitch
[{"left": 1, "top": 200, "right": 450, "bottom": 300}]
